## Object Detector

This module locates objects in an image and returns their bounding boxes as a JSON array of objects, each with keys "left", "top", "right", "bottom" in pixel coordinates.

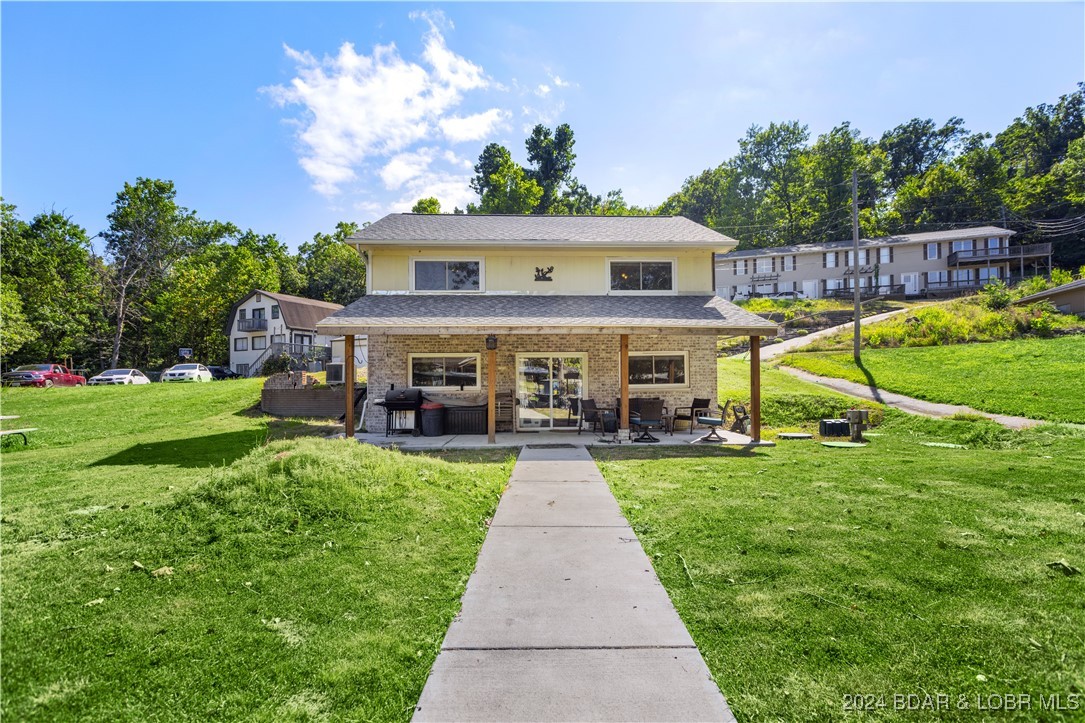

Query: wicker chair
[
  {"left": 629, "top": 398, "right": 666, "bottom": 443},
  {"left": 673, "top": 397, "right": 713, "bottom": 435}
]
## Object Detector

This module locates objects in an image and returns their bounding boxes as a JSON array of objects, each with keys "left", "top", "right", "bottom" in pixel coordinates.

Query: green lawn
[
  {"left": 779, "top": 335, "right": 1085, "bottom": 424},
  {"left": 594, "top": 413, "right": 1085, "bottom": 721},
  {"left": 719, "top": 357, "right": 882, "bottom": 430},
  {"left": 1, "top": 382, "right": 513, "bottom": 720}
]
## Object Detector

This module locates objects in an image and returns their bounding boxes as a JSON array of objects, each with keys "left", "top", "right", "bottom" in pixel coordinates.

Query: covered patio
[
  {"left": 348, "top": 427, "right": 774, "bottom": 449},
  {"left": 317, "top": 294, "right": 778, "bottom": 445}
]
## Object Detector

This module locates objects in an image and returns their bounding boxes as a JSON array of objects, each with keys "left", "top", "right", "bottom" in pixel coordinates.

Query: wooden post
[
  {"left": 619, "top": 334, "right": 630, "bottom": 430},
  {"left": 750, "top": 335, "right": 761, "bottom": 442},
  {"left": 344, "top": 334, "right": 355, "bottom": 438},
  {"left": 487, "top": 348, "right": 496, "bottom": 444}
]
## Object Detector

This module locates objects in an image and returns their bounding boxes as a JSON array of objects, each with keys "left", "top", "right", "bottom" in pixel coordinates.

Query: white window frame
[
  {"left": 783, "top": 255, "right": 796, "bottom": 272},
  {"left": 409, "top": 257, "right": 485, "bottom": 293},
  {"left": 606, "top": 258, "right": 677, "bottom": 296},
  {"left": 627, "top": 351, "right": 689, "bottom": 390},
  {"left": 755, "top": 258, "right": 773, "bottom": 274},
  {"left": 408, "top": 352, "right": 482, "bottom": 392},
  {"left": 825, "top": 252, "right": 838, "bottom": 269},
  {"left": 926, "top": 242, "right": 941, "bottom": 260},
  {"left": 234, "top": 337, "right": 248, "bottom": 352},
  {"left": 878, "top": 247, "right": 893, "bottom": 264},
  {"left": 952, "top": 240, "right": 974, "bottom": 253},
  {"left": 734, "top": 259, "right": 748, "bottom": 276}
]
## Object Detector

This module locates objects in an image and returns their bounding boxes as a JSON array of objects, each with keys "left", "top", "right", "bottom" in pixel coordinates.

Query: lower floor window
[
  {"left": 252, "top": 336, "right": 267, "bottom": 351},
  {"left": 271, "top": 334, "right": 286, "bottom": 344},
  {"left": 234, "top": 337, "right": 248, "bottom": 351},
  {"left": 409, "top": 354, "right": 481, "bottom": 390},
  {"left": 628, "top": 352, "right": 687, "bottom": 387},
  {"left": 235, "top": 364, "right": 249, "bottom": 376}
]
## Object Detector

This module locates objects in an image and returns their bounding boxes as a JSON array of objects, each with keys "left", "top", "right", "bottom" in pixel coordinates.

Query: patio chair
[
  {"left": 578, "top": 398, "right": 603, "bottom": 435},
  {"left": 673, "top": 397, "right": 713, "bottom": 435},
  {"left": 629, "top": 398, "right": 666, "bottom": 443},
  {"left": 730, "top": 403, "right": 752, "bottom": 435}
]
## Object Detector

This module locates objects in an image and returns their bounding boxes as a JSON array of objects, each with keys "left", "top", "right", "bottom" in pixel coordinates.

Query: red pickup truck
[{"left": 2, "top": 364, "right": 87, "bottom": 388}]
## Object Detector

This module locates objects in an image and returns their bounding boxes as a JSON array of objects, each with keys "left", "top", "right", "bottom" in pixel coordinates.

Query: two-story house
[
  {"left": 715, "top": 226, "right": 1053, "bottom": 300},
  {"left": 316, "top": 214, "right": 778, "bottom": 442},
  {"left": 225, "top": 290, "right": 343, "bottom": 376}
]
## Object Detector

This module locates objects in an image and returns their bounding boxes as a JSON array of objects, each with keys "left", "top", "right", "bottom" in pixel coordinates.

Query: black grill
[{"left": 375, "top": 388, "right": 424, "bottom": 436}]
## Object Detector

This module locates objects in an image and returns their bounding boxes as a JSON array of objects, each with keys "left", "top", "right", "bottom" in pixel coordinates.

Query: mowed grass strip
[
  {"left": 595, "top": 414, "right": 1085, "bottom": 721},
  {"left": 780, "top": 335, "right": 1085, "bottom": 423},
  {"left": 1, "top": 383, "right": 514, "bottom": 720}
]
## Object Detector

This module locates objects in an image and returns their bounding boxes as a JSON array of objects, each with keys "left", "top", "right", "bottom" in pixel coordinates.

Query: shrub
[
  {"left": 260, "top": 352, "right": 297, "bottom": 376},
  {"left": 978, "top": 279, "right": 1012, "bottom": 310},
  {"left": 1028, "top": 303, "right": 1058, "bottom": 337}
]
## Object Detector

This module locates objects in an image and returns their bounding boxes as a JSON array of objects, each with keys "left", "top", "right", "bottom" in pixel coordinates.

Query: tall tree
[
  {"left": 411, "top": 197, "right": 441, "bottom": 214},
  {"left": 471, "top": 155, "right": 543, "bottom": 215},
  {"left": 297, "top": 222, "right": 367, "bottom": 305},
  {"left": 100, "top": 179, "right": 199, "bottom": 368},
  {"left": 737, "top": 121, "right": 810, "bottom": 244},
  {"left": 0, "top": 202, "right": 100, "bottom": 364},
  {"left": 878, "top": 117, "right": 969, "bottom": 192},
  {"left": 525, "top": 123, "right": 577, "bottom": 214},
  {"left": 470, "top": 143, "right": 514, "bottom": 199}
]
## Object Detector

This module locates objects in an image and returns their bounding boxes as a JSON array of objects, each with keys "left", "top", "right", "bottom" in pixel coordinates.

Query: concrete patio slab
[
  {"left": 350, "top": 429, "right": 765, "bottom": 450},
  {"left": 413, "top": 648, "right": 735, "bottom": 723}
]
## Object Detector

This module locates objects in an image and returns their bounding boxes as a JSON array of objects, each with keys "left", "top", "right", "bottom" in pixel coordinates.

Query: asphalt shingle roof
[
  {"left": 720, "top": 226, "right": 1015, "bottom": 259},
  {"left": 317, "top": 294, "right": 778, "bottom": 336},
  {"left": 351, "top": 214, "right": 739, "bottom": 248}
]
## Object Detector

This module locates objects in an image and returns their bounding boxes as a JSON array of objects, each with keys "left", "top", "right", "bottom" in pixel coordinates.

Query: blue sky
[{"left": 3, "top": 2, "right": 1082, "bottom": 250}]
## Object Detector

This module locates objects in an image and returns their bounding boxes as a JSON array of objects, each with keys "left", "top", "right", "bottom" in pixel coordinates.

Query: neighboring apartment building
[
  {"left": 225, "top": 290, "right": 342, "bottom": 376},
  {"left": 715, "top": 226, "right": 1053, "bottom": 300},
  {"left": 316, "top": 214, "right": 777, "bottom": 439}
]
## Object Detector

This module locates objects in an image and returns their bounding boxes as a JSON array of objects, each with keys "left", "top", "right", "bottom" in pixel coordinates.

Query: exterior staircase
[{"left": 247, "top": 342, "right": 331, "bottom": 377}]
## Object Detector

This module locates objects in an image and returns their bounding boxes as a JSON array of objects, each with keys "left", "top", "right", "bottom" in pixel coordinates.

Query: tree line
[
  {"left": 3, "top": 86, "right": 1080, "bottom": 371},
  {"left": 1, "top": 179, "right": 365, "bottom": 370},
  {"left": 416, "top": 85, "right": 1084, "bottom": 268}
]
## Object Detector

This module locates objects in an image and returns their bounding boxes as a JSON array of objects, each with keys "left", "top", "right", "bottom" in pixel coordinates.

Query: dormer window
[
  {"left": 411, "top": 259, "right": 483, "bottom": 292},
  {"left": 608, "top": 259, "right": 675, "bottom": 294}
]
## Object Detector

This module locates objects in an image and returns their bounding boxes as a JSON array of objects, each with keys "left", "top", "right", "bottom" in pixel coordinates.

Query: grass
[
  {"left": 779, "top": 336, "right": 1085, "bottom": 424},
  {"left": 1, "top": 382, "right": 513, "bottom": 720},
  {"left": 594, "top": 413, "right": 1085, "bottom": 721},
  {"left": 719, "top": 357, "right": 882, "bottom": 430},
  {"left": 800, "top": 296, "right": 1085, "bottom": 351}
]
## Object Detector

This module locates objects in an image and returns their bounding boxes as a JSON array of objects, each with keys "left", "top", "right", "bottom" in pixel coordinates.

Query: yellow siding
[{"left": 367, "top": 246, "right": 715, "bottom": 294}]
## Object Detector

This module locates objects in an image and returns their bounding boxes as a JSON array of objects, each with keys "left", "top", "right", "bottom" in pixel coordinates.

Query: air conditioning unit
[{"left": 326, "top": 362, "right": 344, "bottom": 384}]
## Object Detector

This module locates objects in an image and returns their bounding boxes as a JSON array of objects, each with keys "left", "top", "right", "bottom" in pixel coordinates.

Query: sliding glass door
[{"left": 516, "top": 354, "right": 586, "bottom": 431}]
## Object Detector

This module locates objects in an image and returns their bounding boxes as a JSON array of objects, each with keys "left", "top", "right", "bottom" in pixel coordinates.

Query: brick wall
[{"left": 364, "top": 332, "right": 719, "bottom": 434}]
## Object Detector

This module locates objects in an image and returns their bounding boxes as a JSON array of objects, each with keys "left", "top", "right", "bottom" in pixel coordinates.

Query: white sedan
[
  {"left": 161, "top": 364, "right": 214, "bottom": 383},
  {"left": 88, "top": 368, "right": 153, "bottom": 385}
]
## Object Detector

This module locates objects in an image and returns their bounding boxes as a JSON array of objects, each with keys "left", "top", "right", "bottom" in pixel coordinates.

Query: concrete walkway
[
  {"left": 413, "top": 446, "right": 735, "bottom": 722},
  {"left": 734, "top": 307, "right": 911, "bottom": 361},
  {"left": 780, "top": 366, "right": 1043, "bottom": 430}
]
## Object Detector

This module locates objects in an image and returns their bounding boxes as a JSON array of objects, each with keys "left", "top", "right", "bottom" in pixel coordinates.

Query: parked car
[
  {"left": 161, "top": 363, "right": 213, "bottom": 383},
  {"left": 207, "top": 365, "right": 242, "bottom": 380},
  {"left": 1, "top": 364, "right": 86, "bottom": 388},
  {"left": 88, "top": 368, "right": 152, "bottom": 386},
  {"left": 766, "top": 290, "right": 806, "bottom": 300}
]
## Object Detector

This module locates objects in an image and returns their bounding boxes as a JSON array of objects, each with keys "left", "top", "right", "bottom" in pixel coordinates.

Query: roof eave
[{"left": 316, "top": 322, "right": 777, "bottom": 337}]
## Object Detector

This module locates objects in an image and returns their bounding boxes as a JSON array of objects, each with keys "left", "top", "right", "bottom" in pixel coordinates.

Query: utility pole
[{"left": 852, "top": 169, "right": 861, "bottom": 362}]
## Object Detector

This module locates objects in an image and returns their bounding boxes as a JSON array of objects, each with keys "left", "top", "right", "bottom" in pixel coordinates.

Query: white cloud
[
  {"left": 551, "top": 75, "right": 569, "bottom": 88},
  {"left": 536, "top": 84, "right": 551, "bottom": 97},
  {"left": 263, "top": 12, "right": 490, "bottom": 196},
  {"left": 391, "top": 171, "right": 477, "bottom": 213},
  {"left": 439, "top": 108, "right": 510, "bottom": 143},
  {"left": 379, "top": 149, "right": 437, "bottom": 190}
]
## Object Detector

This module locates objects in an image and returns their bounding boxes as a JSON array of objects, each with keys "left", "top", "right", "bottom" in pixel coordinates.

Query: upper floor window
[
  {"left": 755, "top": 258, "right": 773, "bottom": 274},
  {"left": 271, "top": 305, "right": 280, "bottom": 319},
  {"left": 609, "top": 260, "right": 674, "bottom": 293},
  {"left": 733, "top": 259, "right": 748, "bottom": 276},
  {"left": 846, "top": 249, "right": 869, "bottom": 267},
  {"left": 924, "top": 242, "right": 942, "bottom": 260},
  {"left": 878, "top": 247, "right": 893, "bottom": 264},
  {"left": 952, "top": 240, "right": 974, "bottom": 253},
  {"left": 987, "top": 237, "right": 1003, "bottom": 249},
  {"left": 238, "top": 309, "right": 247, "bottom": 320},
  {"left": 252, "top": 308, "right": 266, "bottom": 320},
  {"left": 234, "top": 337, "right": 248, "bottom": 351},
  {"left": 782, "top": 255, "right": 796, "bottom": 272},
  {"left": 412, "top": 259, "right": 482, "bottom": 292},
  {"left": 824, "top": 252, "right": 839, "bottom": 269}
]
